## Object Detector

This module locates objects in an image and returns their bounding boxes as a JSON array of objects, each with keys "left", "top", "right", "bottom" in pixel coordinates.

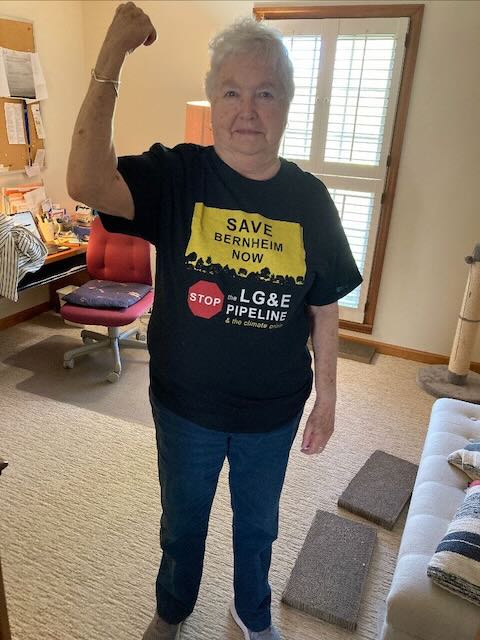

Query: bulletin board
[{"left": 0, "top": 17, "right": 44, "bottom": 172}]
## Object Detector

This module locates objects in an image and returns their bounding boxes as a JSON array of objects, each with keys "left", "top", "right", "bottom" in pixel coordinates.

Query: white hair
[{"left": 205, "top": 17, "right": 295, "bottom": 103}]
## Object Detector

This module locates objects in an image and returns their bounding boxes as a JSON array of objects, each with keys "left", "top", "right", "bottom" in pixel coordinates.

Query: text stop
[{"left": 188, "top": 281, "right": 224, "bottom": 319}]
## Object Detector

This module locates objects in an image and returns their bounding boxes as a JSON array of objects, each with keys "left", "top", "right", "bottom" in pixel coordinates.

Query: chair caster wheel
[
  {"left": 63, "top": 359, "right": 74, "bottom": 369},
  {"left": 136, "top": 331, "right": 146, "bottom": 342},
  {"left": 106, "top": 371, "right": 120, "bottom": 383}
]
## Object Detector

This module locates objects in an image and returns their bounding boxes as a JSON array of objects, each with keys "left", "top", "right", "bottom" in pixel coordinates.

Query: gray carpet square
[
  {"left": 338, "top": 450, "right": 418, "bottom": 530},
  {"left": 282, "top": 510, "right": 376, "bottom": 631},
  {"left": 338, "top": 338, "right": 376, "bottom": 364}
]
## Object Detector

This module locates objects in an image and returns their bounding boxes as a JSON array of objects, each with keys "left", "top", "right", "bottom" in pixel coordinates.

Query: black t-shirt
[{"left": 99, "top": 143, "right": 362, "bottom": 433}]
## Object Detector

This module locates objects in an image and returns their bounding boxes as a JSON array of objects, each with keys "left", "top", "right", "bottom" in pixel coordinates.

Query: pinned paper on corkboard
[{"left": 0, "top": 18, "right": 45, "bottom": 172}]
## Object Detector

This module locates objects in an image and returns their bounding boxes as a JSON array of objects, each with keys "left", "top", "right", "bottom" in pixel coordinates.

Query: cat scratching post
[{"left": 417, "top": 244, "right": 480, "bottom": 403}]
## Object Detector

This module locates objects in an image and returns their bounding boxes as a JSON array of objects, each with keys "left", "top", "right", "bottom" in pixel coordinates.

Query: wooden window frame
[{"left": 254, "top": 4, "right": 424, "bottom": 334}]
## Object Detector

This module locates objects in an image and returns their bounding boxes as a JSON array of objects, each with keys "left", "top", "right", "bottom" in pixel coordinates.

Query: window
[
  {"left": 273, "top": 18, "right": 408, "bottom": 323},
  {"left": 255, "top": 5, "right": 424, "bottom": 331},
  {"left": 280, "top": 36, "right": 321, "bottom": 160},
  {"left": 325, "top": 35, "right": 396, "bottom": 166}
]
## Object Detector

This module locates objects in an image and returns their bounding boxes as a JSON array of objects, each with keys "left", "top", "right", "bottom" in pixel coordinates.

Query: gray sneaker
[
  {"left": 230, "top": 600, "right": 282, "bottom": 640},
  {"left": 142, "top": 611, "right": 183, "bottom": 640}
]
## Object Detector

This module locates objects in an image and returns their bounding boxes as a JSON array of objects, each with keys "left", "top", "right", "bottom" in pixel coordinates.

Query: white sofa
[{"left": 379, "top": 397, "right": 480, "bottom": 640}]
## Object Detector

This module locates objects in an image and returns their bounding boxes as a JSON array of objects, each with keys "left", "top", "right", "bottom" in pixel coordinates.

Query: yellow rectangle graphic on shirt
[{"left": 185, "top": 203, "right": 306, "bottom": 285}]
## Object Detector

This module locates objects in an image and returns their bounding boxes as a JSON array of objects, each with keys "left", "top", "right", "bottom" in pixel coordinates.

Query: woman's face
[{"left": 210, "top": 52, "right": 289, "bottom": 175}]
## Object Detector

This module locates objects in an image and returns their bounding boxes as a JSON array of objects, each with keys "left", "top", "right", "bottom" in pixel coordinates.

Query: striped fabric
[
  {"left": 0, "top": 213, "right": 47, "bottom": 302},
  {"left": 427, "top": 484, "right": 480, "bottom": 606},
  {"left": 448, "top": 442, "right": 480, "bottom": 480}
]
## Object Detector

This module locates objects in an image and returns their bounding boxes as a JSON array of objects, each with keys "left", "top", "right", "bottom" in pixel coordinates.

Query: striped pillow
[
  {"left": 448, "top": 441, "right": 480, "bottom": 480},
  {"left": 427, "top": 484, "right": 480, "bottom": 606}
]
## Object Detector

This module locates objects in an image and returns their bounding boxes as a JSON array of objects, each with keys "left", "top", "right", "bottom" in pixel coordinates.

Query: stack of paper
[{"left": 2, "top": 182, "right": 45, "bottom": 214}]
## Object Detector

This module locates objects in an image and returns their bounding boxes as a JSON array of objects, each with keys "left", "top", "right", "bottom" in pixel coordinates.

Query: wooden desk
[
  {"left": 0, "top": 245, "right": 89, "bottom": 330},
  {"left": 45, "top": 245, "right": 86, "bottom": 265},
  {"left": 18, "top": 245, "right": 87, "bottom": 292}
]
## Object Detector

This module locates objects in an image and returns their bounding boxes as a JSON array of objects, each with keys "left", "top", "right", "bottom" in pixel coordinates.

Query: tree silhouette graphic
[{"left": 260, "top": 267, "right": 271, "bottom": 280}]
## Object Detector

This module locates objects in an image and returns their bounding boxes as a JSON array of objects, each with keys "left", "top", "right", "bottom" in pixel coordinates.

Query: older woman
[{"left": 68, "top": 3, "right": 362, "bottom": 640}]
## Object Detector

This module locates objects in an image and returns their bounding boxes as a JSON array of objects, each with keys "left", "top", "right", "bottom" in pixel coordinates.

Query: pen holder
[{"left": 37, "top": 218, "right": 55, "bottom": 243}]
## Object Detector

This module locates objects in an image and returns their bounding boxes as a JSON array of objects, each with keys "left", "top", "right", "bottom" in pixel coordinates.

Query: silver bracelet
[{"left": 91, "top": 68, "right": 120, "bottom": 97}]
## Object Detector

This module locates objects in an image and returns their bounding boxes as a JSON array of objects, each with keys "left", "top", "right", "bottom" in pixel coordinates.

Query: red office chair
[{"left": 60, "top": 216, "right": 154, "bottom": 382}]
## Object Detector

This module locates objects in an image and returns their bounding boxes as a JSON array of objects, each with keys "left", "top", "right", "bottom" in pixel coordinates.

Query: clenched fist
[{"left": 105, "top": 2, "right": 157, "bottom": 56}]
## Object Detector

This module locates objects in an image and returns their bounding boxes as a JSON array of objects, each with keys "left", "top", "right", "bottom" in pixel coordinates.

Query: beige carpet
[
  {"left": 0, "top": 312, "right": 435, "bottom": 640},
  {"left": 1, "top": 312, "right": 151, "bottom": 426}
]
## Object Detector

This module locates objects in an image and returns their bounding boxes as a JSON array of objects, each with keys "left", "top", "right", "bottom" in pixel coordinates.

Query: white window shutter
[
  {"left": 328, "top": 187, "right": 375, "bottom": 309},
  {"left": 325, "top": 35, "right": 397, "bottom": 166},
  {"left": 270, "top": 17, "right": 408, "bottom": 323},
  {"left": 280, "top": 36, "right": 322, "bottom": 160}
]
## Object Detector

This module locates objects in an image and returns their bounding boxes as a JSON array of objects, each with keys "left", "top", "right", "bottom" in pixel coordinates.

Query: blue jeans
[{"left": 150, "top": 396, "right": 302, "bottom": 631}]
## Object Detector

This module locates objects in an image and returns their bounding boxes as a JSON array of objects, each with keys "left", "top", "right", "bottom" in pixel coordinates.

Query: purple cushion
[{"left": 63, "top": 279, "right": 152, "bottom": 309}]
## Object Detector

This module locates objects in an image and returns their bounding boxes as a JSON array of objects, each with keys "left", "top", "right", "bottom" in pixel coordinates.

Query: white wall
[
  {"left": 369, "top": 1, "right": 480, "bottom": 360},
  {"left": 0, "top": 0, "right": 86, "bottom": 318},
  {"left": 2, "top": 0, "right": 480, "bottom": 363},
  {"left": 82, "top": 1, "right": 251, "bottom": 153}
]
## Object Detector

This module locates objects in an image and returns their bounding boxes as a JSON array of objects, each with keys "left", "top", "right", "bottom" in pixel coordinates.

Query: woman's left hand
[{"left": 300, "top": 399, "right": 335, "bottom": 455}]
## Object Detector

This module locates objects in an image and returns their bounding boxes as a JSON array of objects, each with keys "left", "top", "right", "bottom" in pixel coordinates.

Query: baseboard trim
[
  {"left": 0, "top": 302, "right": 51, "bottom": 331},
  {"left": 339, "top": 333, "right": 480, "bottom": 374}
]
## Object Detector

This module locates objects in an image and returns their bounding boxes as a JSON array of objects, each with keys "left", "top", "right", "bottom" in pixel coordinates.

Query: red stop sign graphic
[{"left": 188, "top": 281, "right": 224, "bottom": 319}]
